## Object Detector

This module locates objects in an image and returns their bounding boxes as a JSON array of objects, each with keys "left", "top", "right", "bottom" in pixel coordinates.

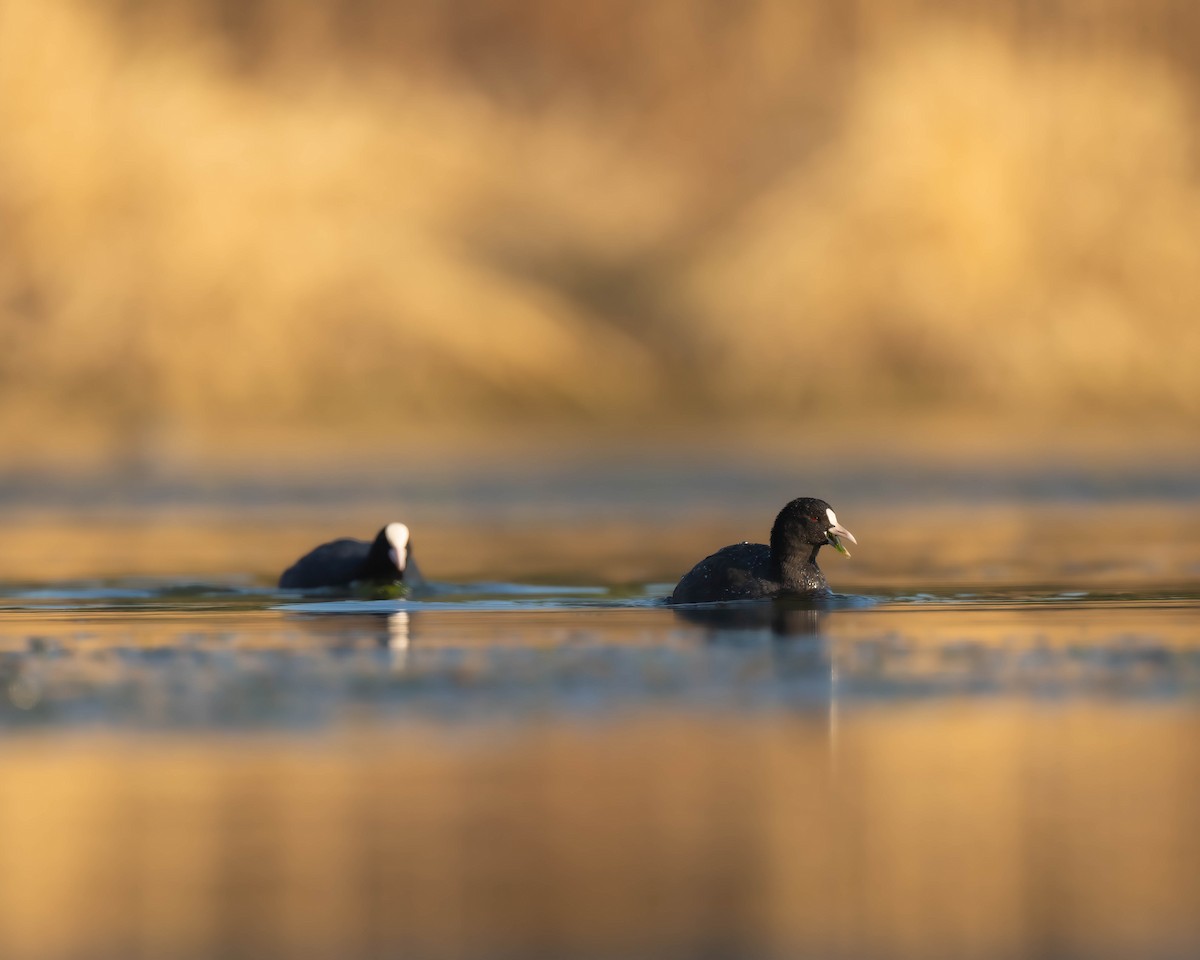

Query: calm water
[{"left": 1, "top": 462, "right": 1198, "bottom": 960}]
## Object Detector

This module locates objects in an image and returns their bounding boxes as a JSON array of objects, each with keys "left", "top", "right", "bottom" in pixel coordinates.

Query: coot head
[
  {"left": 770, "top": 497, "right": 857, "bottom": 561},
  {"left": 364, "top": 522, "right": 412, "bottom": 580}
]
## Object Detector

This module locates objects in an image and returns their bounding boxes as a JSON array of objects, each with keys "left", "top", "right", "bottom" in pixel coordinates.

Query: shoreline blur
[
  {"left": 2, "top": 460, "right": 1197, "bottom": 585},
  {"left": 3, "top": 0, "right": 1200, "bottom": 471}
]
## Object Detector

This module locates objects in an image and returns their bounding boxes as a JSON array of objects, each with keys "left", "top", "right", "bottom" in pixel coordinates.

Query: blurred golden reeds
[{"left": 1, "top": 0, "right": 1198, "bottom": 466}]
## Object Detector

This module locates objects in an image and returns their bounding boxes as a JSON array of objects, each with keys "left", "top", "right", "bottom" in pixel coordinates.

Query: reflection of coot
[
  {"left": 282, "top": 610, "right": 416, "bottom": 651},
  {"left": 279, "top": 522, "right": 421, "bottom": 590},
  {"left": 668, "top": 498, "right": 856, "bottom": 604},
  {"left": 671, "top": 599, "right": 826, "bottom": 637}
]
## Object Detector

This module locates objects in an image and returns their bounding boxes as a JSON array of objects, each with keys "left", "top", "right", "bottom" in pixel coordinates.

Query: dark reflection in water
[
  {"left": 1, "top": 589, "right": 1200, "bottom": 728},
  {"left": 669, "top": 597, "right": 828, "bottom": 637},
  {"left": 0, "top": 490, "right": 1197, "bottom": 960}
]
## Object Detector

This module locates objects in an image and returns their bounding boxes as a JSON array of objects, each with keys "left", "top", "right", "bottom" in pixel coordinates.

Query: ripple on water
[
  {"left": 2, "top": 491, "right": 1199, "bottom": 960},
  {"left": 0, "top": 579, "right": 1195, "bottom": 728}
]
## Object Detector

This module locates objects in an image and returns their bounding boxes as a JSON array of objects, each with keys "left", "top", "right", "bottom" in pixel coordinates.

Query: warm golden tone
[{"left": 2, "top": 0, "right": 1199, "bottom": 465}]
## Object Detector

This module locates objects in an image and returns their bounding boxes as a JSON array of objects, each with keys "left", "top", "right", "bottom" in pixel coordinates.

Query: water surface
[{"left": 1, "top": 470, "right": 1198, "bottom": 960}]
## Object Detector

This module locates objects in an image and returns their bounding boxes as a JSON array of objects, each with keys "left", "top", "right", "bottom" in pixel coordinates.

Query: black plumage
[
  {"left": 279, "top": 522, "right": 418, "bottom": 590},
  {"left": 668, "top": 497, "right": 856, "bottom": 604}
]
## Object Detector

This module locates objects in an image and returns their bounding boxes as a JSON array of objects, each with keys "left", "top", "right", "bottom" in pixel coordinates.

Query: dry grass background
[{"left": 2, "top": 0, "right": 1199, "bottom": 468}]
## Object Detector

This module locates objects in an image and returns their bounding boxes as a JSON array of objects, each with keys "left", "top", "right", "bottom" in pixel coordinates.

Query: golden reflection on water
[
  {"left": 0, "top": 500, "right": 1198, "bottom": 959},
  {"left": 0, "top": 707, "right": 1197, "bottom": 960}
]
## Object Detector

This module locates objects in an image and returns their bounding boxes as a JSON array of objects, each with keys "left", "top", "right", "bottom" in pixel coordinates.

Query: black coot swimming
[
  {"left": 668, "top": 497, "right": 856, "bottom": 604},
  {"left": 278, "top": 522, "right": 420, "bottom": 590}
]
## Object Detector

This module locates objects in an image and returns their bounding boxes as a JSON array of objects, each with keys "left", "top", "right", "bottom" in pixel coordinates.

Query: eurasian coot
[
  {"left": 668, "top": 497, "right": 856, "bottom": 603},
  {"left": 278, "top": 522, "right": 419, "bottom": 590}
]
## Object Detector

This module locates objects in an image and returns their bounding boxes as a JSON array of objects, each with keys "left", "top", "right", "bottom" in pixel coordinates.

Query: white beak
[{"left": 825, "top": 508, "right": 857, "bottom": 557}]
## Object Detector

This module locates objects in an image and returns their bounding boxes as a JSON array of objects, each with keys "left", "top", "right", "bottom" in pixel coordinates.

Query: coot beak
[{"left": 827, "top": 521, "right": 857, "bottom": 558}]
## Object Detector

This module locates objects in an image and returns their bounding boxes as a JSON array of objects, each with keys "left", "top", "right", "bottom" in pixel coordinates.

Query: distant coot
[
  {"left": 278, "top": 522, "right": 420, "bottom": 590},
  {"left": 668, "top": 497, "right": 856, "bottom": 604}
]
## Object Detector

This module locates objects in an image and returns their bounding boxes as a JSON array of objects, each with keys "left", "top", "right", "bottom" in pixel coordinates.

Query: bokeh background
[
  {"left": 3, "top": 0, "right": 1199, "bottom": 473},
  {"left": 3, "top": 9, "right": 1200, "bottom": 960}
]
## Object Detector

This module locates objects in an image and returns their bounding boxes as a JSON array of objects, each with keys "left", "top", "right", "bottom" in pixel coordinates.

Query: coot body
[
  {"left": 668, "top": 498, "right": 855, "bottom": 604},
  {"left": 279, "top": 522, "right": 418, "bottom": 590}
]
